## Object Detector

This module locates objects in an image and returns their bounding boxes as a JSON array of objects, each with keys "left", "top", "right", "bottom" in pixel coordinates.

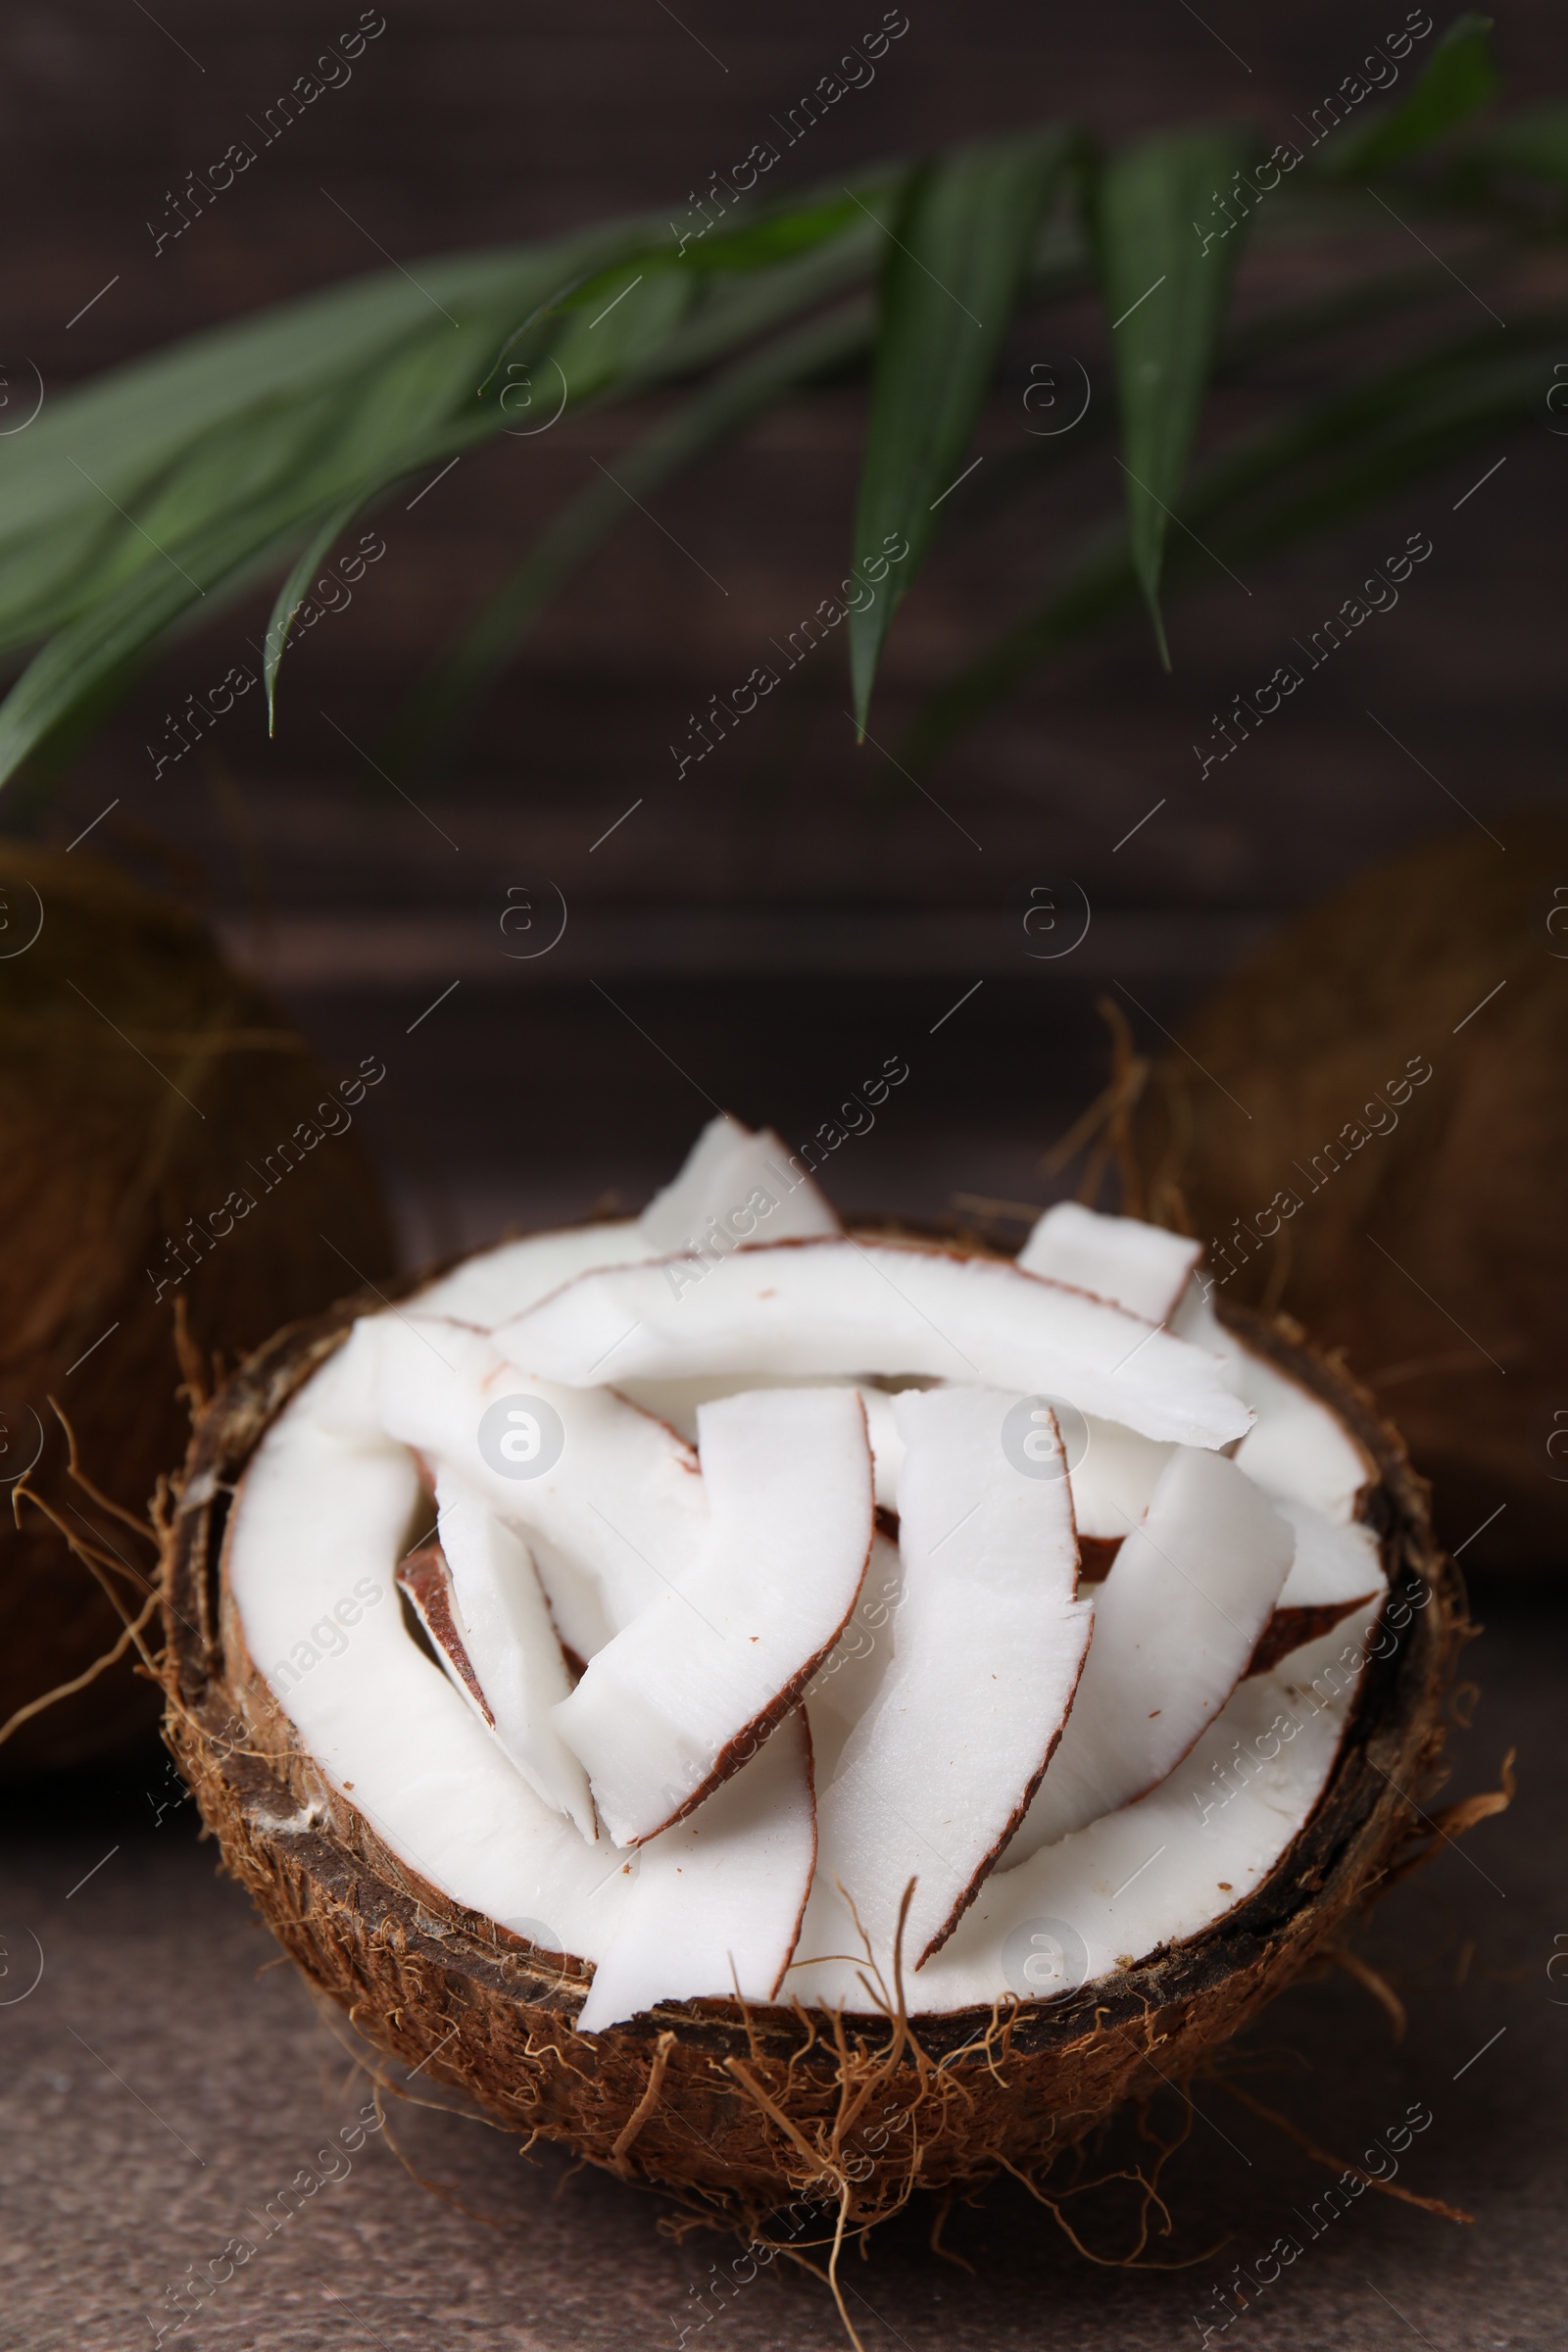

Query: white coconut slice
[
  {"left": 1017, "top": 1200, "right": 1201, "bottom": 1323},
  {"left": 1067, "top": 1413, "right": 1174, "bottom": 1555},
  {"left": 1248, "top": 1497, "right": 1386, "bottom": 1675},
  {"left": 1276, "top": 1498, "right": 1385, "bottom": 1611},
  {"left": 1004, "top": 1447, "right": 1294, "bottom": 1864},
  {"left": 789, "top": 1597, "right": 1380, "bottom": 2014},
  {"left": 495, "top": 1242, "right": 1253, "bottom": 1450},
  {"left": 423, "top": 1473, "right": 596, "bottom": 1837},
  {"left": 638, "top": 1112, "right": 839, "bottom": 1252},
  {"left": 395, "top": 1529, "right": 593, "bottom": 1832},
  {"left": 638, "top": 1111, "right": 752, "bottom": 1245},
  {"left": 411, "top": 1217, "right": 652, "bottom": 1324},
  {"left": 804, "top": 1529, "right": 906, "bottom": 1788},
  {"left": 616, "top": 1374, "right": 906, "bottom": 1510},
  {"left": 1172, "top": 1277, "right": 1373, "bottom": 1522},
  {"left": 404, "top": 1115, "right": 831, "bottom": 1330},
  {"left": 858, "top": 1384, "right": 907, "bottom": 1509},
  {"left": 225, "top": 1343, "right": 638, "bottom": 1962},
  {"left": 553, "top": 1388, "right": 873, "bottom": 1846},
  {"left": 808, "top": 1389, "right": 1093, "bottom": 1972},
  {"left": 394, "top": 1116, "right": 831, "bottom": 1331},
  {"left": 574, "top": 1708, "right": 816, "bottom": 2034},
  {"left": 395, "top": 1539, "right": 481, "bottom": 1695},
  {"left": 371, "top": 1313, "right": 707, "bottom": 1662}
]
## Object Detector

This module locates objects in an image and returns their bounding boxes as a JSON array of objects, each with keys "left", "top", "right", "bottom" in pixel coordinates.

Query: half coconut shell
[
  {"left": 161, "top": 1253, "right": 1464, "bottom": 2235},
  {"left": 1, "top": 843, "right": 397, "bottom": 1773}
]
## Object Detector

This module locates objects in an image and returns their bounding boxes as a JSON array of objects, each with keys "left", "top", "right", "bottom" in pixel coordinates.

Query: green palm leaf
[
  {"left": 1090, "top": 123, "right": 1257, "bottom": 666},
  {"left": 901, "top": 312, "right": 1552, "bottom": 768},
  {"left": 1321, "top": 12, "right": 1497, "bottom": 177},
  {"left": 845, "top": 127, "right": 1075, "bottom": 730},
  {"left": 0, "top": 21, "right": 1543, "bottom": 804}
]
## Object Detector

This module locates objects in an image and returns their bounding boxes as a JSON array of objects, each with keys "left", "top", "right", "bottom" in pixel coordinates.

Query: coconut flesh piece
[
  {"left": 408, "top": 1111, "right": 837, "bottom": 1329},
  {"left": 1052, "top": 1268, "right": 1377, "bottom": 1580},
  {"left": 1174, "top": 1275, "right": 1372, "bottom": 1521},
  {"left": 574, "top": 1707, "right": 817, "bottom": 2034},
  {"left": 1004, "top": 1446, "right": 1295, "bottom": 1866},
  {"left": 637, "top": 1111, "right": 840, "bottom": 1251},
  {"left": 1067, "top": 1447, "right": 1383, "bottom": 1665},
  {"left": 411, "top": 1472, "right": 596, "bottom": 1837},
  {"left": 396, "top": 1542, "right": 484, "bottom": 1716},
  {"left": 790, "top": 1596, "right": 1382, "bottom": 2014},
  {"left": 412, "top": 1218, "right": 651, "bottom": 1327},
  {"left": 1066, "top": 1414, "right": 1174, "bottom": 1555},
  {"left": 224, "top": 1341, "right": 641, "bottom": 1961},
  {"left": 493, "top": 1241, "right": 1254, "bottom": 1450},
  {"left": 224, "top": 1294, "right": 1379, "bottom": 2021},
  {"left": 1249, "top": 1498, "right": 1386, "bottom": 1673},
  {"left": 617, "top": 1373, "right": 906, "bottom": 1509},
  {"left": 368, "top": 1313, "right": 707, "bottom": 1664},
  {"left": 806, "top": 1388, "right": 1093, "bottom": 1973},
  {"left": 553, "top": 1387, "right": 874, "bottom": 1846},
  {"left": 1276, "top": 1497, "right": 1385, "bottom": 1612},
  {"left": 1017, "top": 1199, "right": 1201, "bottom": 1323},
  {"left": 222, "top": 1341, "right": 1384, "bottom": 2016},
  {"left": 803, "top": 1528, "right": 906, "bottom": 1786}
]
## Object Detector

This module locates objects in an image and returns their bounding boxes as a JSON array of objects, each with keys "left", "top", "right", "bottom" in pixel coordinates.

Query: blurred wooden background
[{"left": 5, "top": 0, "right": 1563, "bottom": 1249}]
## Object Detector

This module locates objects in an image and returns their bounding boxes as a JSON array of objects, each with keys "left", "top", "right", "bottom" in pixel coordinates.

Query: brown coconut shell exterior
[
  {"left": 0, "top": 842, "right": 396, "bottom": 1773},
  {"left": 161, "top": 1242, "right": 1465, "bottom": 2233},
  {"left": 1133, "top": 818, "right": 1568, "bottom": 1573}
]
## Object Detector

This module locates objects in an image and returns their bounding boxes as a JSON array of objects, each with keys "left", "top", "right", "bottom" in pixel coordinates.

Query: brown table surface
[{"left": 2, "top": 1583, "right": 1559, "bottom": 2352}]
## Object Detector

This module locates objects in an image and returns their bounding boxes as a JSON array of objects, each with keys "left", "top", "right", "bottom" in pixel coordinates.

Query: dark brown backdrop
[{"left": 5, "top": 1, "right": 1564, "bottom": 1288}]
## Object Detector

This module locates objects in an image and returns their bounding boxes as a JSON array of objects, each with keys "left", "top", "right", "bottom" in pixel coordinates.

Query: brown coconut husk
[
  {"left": 1131, "top": 819, "right": 1568, "bottom": 1573},
  {"left": 0, "top": 841, "right": 396, "bottom": 1773},
  {"left": 160, "top": 1239, "right": 1470, "bottom": 2273}
]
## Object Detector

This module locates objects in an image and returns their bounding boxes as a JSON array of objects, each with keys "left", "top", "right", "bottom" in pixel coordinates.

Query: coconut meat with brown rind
[
  {"left": 803, "top": 1528, "right": 906, "bottom": 1787},
  {"left": 1016, "top": 1199, "right": 1201, "bottom": 1322},
  {"left": 1063, "top": 1413, "right": 1175, "bottom": 1539},
  {"left": 410, "top": 1218, "right": 651, "bottom": 1326},
  {"left": 552, "top": 1386, "right": 873, "bottom": 1846},
  {"left": 638, "top": 1112, "right": 840, "bottom": 1250},
  {"left": 492, "top": 1240, "right": 1254, "bottom": 1449},
  {"left": 407, "top": 1112, "right": 837, "bottom": 1332},
  {"left": 429, "top": 1471, "right": 596, "bottom": 1837},
  {"left": 1174, "top": 1276, "right": 1374, "bottom": 1522},
  {"left": 222, "top": 1342, "right": 641, "bottom": 1962},
  {"left": 406, "top": 1225, "right": 1353, "bottom": 1546},
  {"left": 805, "top": 1387, "right": 1092, "bottom": 1973},
  {"left": 575, "top": 1707, "right": 817, "bottom": 2034},
  {"left": 1002, "top": 1446, "right": 1295, "bottom": 1867},
  {"left": 396, "top": 1544, "right": 489, "bottom": 1716},
  {"left": 367, "top": 1312, "right": 708, "bottom": 1661},
  {"left": 1241, "top": 1503, "right": 1387, "bottom": 1678},
  {"left": 797, "top": 1595, "right": 1385, "bottom": 2014},
  {"left": 616, "top": 1374, "right": 907, "bottom": 1509},
  {"left": 1275, "top": 1498, "right": 1385, "bottom": 1611},
  {"left": 223, "top": 1314, "right": 1373, "bottom": 2016}
]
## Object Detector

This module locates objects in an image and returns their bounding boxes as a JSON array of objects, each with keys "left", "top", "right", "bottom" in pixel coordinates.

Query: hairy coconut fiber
[
  {"left": 0, "top": 841, "right": 395, "bottom": 1774},
  {"left": 162, "top": 1252, "right": 1467, "bottom": 2259},
  {"left": 1132, "top": 819, "right": 1568, "bottom": 1575}
]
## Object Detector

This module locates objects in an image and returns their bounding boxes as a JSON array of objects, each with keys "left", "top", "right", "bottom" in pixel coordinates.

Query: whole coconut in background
[
  {"left": 1134, "top": 816, "right": 1568, "bottom": 1574},
  {"left": 0, "top": 840, "right": 397, "bottom": 1773}
]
